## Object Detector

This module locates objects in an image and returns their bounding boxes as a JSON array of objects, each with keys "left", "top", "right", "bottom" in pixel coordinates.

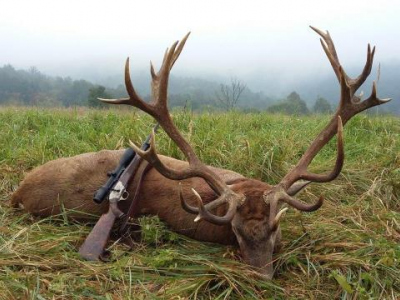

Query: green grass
[{"left": 0, "top": 106, "right": 399, "bottom": 299}]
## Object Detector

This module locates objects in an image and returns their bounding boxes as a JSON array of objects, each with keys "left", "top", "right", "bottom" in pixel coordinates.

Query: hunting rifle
[{"left": 79, "top": 124, "right": 159, "bottom": 261}]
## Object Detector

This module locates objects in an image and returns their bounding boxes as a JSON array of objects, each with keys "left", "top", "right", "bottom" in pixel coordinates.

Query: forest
[{"left": 1, "top": 63, "right": 398, "bottom": 115}]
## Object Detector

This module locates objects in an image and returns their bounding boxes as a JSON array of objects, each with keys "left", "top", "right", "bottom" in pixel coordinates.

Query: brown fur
[
  {"left": 11, "top": 150, "right": 274, "bottom": 248},
  {"left": 12, "top": 150, "right": 281, "bottom": 277}
]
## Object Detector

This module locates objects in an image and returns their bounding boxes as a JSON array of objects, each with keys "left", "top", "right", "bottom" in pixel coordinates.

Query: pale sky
[{"left": 1, "top": 0, "right": 399, "bottom": 88}]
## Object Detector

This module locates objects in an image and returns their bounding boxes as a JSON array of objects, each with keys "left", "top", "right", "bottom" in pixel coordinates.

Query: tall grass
[{"left": 0, "top": 107, "right": 399, "bottom": 299}]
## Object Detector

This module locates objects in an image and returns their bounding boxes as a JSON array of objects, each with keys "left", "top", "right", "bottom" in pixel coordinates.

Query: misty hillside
[
  {"left": 0, "top": 63, "right": 398, "bottom": 114},
  {"left": 292, "top": 62, "right": 400, "bottom": 115}
]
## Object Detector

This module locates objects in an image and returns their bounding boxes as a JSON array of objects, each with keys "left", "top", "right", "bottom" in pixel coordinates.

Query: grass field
[{"left": 0, "top": 107, "right": 399, "bottom": 299}]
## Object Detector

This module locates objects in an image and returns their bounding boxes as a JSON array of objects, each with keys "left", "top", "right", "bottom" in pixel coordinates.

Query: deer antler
[
  {"left": 280, "top": 26, "right": 391, "bottom": 191},
  {"left": 99, "top": 33, "right": 245, "bottom": 225},
  {"left": 264, "top": 26, "right": 391, "bottom": 228}
]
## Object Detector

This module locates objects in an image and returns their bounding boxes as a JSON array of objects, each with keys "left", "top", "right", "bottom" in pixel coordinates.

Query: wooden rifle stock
[{"left": 79, "top": 202, "right": 121, "bottom": 261}]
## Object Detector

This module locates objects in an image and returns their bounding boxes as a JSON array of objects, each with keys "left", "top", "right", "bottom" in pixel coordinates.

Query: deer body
[
  {"left": 11, "top": 150, "right": 274, "bottom": 246},
  {"left": 10, "top": 27, "right": 390, "bottom": 279}
]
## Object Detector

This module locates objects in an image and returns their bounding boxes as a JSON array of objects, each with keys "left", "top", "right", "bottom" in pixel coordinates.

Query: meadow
[{"left": 0, "top": 107, "right": 399, "bottom": 299}]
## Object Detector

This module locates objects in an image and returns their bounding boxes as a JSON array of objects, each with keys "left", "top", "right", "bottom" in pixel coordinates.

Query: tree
[
  {"left": 88, "top": 85, "right": 110, "bottom": 108},
  {"left": 215, "top": 77, "right": 246, "bottom": 111},
  {"left": 267, "top": 91, "right": 310, "bottom": 115},
  {"left": 313, "top": 96, "right": 332, "bottom": 114}
]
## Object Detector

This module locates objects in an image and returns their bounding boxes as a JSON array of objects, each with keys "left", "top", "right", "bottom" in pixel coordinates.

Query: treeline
[
  {"left": 0, "top": 64, "right": 277, "bottom": 111},
  {"left": 0, "top": 65, "right": 95, "bottom": 107},
  {"left": 0, "top": 64, "right": 394, "bottom": 115}
]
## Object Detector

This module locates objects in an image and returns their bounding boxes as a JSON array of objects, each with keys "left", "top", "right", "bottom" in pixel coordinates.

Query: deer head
[{"left": 99, "top": 27, "right": 390, "bottom": 279}]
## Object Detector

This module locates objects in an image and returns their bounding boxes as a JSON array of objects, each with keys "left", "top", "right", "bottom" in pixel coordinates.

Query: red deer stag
[{"left": 11, "top": 27, "right": 390, "bottom": 279}]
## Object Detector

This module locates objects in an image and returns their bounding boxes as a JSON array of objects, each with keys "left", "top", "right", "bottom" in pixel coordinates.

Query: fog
[{"left": 1, "top": 0, "right": 399, "bottom": 96}]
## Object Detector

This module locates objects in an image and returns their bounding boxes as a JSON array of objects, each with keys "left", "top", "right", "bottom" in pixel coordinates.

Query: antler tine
[
  {"left": 98, "top": 58, "right": 153, "bottom": 114},
  {"left": 319, "top": 38, "right": 341, "bottom": 82},
  {"left": 279, "top": 193, "right": 324, "bottom": 212},
  {"left": 97, "top": 96, "right": 131, "bottom": 105},
  {"left": 100, "top": 34, "right": 189, "bottom": 115},
  {"left": 357, "top": 81, "right": 392, "bottom": 112},
  {"left": 129, "top": 131, "right": 198, "bottom": 181},
  {"left": 171, "top": 32, "right": 191, "bottom": 69},
  {"left": 281, "top": 115, "right": 344, "bottom": 190},
  {"left": 124, "top": 58, "right": 138, "bottom": 100},
  {"left": 179, "top": 183, "right": 198, "bottom": 214},
  {"left": 190, "top": 188, "right": 240, "bottom": 225},
  {"left": 311, "top": 26, "right": 381, "bottom": 102},
  {"left": 351, "top": 44, "right": 375, "bottom": 92},
  {"left": 179, "top": 183, "right": 241, "bottom": 213},
  {"left": 156, "top": 41, "right": 179, "bottom": 108},
  {"left": 266, "top": 188, "right": 323, "bottom": 231},
  {"left": 269, "top": 207, "right": 288, "bottom": 232},
  {"left": 161, "top": 47, "right": 170, "bottom": 69},
  {"left": 175, "top": 160, "right": 244, "bottom": 224},
  {"left": 266, "top": 188, "right": 323, "bottom": 212},
  {"left": 150, "top": 61, "right": 157, "bottom": 80},
  {"left": 310, "top": 26, "right": 339, "bottom": 62},
  {"left": 310, "top": 26, "right": 341, "bottom": 81},
  {"left": 286, "top": 180, "right": 311, "bottom": 196},
  {"left": 338, "top": 66, "right": 352, "bottom": 107},
  {"left": 130, "top": 129, "right": 229, "bottom": 194},
  {"left": 268, "top": 193, "right": 323, "bottom": 232},
  {"left": 150, "top": 32, "right": 190, "bottom": 83},
  {"left": 299, "top": 116, "right": 344, "bottom": 182}
]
